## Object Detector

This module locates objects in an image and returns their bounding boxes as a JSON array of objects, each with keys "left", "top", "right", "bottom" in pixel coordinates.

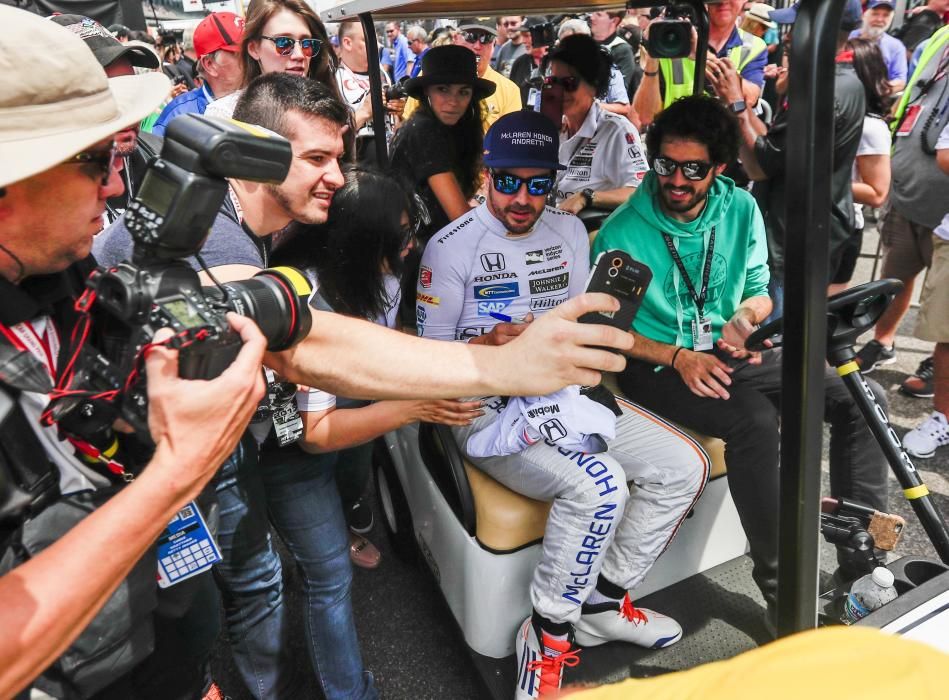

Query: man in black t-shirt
[
  {"left": 895, "top": 0, "right": 947, "bottom": 55},
  {"left": 710, "top": 0, "right": 866, "bottom": 319}
]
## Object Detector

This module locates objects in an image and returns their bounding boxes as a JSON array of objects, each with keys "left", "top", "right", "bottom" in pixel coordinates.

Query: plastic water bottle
[{"left": 843, "top": 566, "right": 898, "bottom": 623}]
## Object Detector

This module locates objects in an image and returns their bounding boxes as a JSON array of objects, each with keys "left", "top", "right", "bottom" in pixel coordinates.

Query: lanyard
[
  {"left": 0, "top": 317, "right": 132, "bottom": 481},
  {"left": 661, "top": 227, "right": 715, "bottom": 315},
  {"left": 0, "top": 318, "right": 60, "bottom": 379}
]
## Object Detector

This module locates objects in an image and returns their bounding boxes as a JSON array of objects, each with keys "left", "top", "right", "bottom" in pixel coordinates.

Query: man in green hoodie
[{"left": 593, "top": 95, "right": 888, "bottom": 613}]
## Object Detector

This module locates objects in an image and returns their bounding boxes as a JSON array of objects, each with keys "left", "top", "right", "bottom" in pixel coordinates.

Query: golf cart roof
[{"left": 320, "top": 0, "right": 626, "bottom": 22}]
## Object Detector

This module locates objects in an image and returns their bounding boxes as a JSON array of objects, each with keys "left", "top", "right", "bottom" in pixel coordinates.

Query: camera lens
[
  {"left": 608, "top": 267, "right": 619, "bottom": 278},
  {"left": 611, "top": 257, "right": 624, "bottom": 268},
  {"left": 209, "top": 267, "right": 313, "bottom": 351}
]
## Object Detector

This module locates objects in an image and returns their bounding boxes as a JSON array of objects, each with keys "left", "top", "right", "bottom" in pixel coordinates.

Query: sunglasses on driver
[
  {"left": 261, "top": 35, "right": 322, "bottom": 57},
  {"left": 490, "top": 171, "right": 555, "bottom": 197}
]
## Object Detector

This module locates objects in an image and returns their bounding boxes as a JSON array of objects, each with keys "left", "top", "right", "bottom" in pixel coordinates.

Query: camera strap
[{"left": 0, "top": 318, "right": 132, "bottom": 482}]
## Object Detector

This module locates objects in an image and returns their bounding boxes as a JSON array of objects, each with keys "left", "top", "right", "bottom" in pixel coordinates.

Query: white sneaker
[
  {"left": 903, "top": 411, "right": 949, "bottom": 459},
  {"left": 574, "top": 593, "right": 682, "bottom": 649},
  {"left": 514, "top": 616, "right": 581, "bottom": 699}
]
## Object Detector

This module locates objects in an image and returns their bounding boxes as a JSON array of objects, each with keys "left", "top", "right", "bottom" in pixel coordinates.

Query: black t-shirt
[
  {"left": 895, "top": 10, "right": 944, "bottom": 54},
  {"left": 754, "top": 61, "right": 866, "bottom": 274},
  {"left": 510, "top": 52, "right": 540, "bottom": 104},
  {"left": 388, "top": 111, "right": 458, "bottom": 241}
]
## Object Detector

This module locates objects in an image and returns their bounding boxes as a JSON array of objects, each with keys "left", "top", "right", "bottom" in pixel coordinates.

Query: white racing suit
[{"left": 418, "top": 203, "right": 710, "bottom": 623}]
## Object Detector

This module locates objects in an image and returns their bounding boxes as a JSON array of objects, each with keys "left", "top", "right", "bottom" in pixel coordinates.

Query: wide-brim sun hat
[
  {"left": 403, "top": 45, "right": 496, "bottom": 101},
  {"left": 0, "top": 6, "right": 171, "bottom": 189},
  {"left": 745, "top": 3, "right": 777, "bottom": 29}
]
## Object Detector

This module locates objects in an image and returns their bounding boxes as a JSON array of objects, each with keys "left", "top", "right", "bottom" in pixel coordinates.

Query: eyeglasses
[
  {"left": 261, "top": 35, "right": 322, "bottom": 57},
  {"left": 490, "top": 171, "right": 555, "bottom": 197},
  {"left": 460, "top": 30, "right": 494, "bottom": 45},
  {"left": 652, "top": 156, "right": 715, "bottom": 181},
  {"left": 65, "top": 142, "right": 118, "bottom": 186},
  {"left": 543, "top": 75, "right": 580, "bottom": 92}
]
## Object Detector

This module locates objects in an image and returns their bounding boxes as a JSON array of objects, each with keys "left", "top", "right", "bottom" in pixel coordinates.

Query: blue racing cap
[
  {"left": 483, "top": 109, "right": 565, "bottom": 171},
  {"left": 770, "top": 0, "right": 863, "bottom": 31}
]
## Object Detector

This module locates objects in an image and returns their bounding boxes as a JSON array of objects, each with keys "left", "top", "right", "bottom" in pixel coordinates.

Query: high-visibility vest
[
  {"left": 658, "top": 29, "right": 767, "bottom": 108},
  {"left": 892, "top": 24, "right": 949, "bottom": 132}
]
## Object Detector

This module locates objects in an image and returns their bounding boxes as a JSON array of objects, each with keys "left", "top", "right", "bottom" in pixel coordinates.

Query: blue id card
[{"left": 157, "top": 501, "right": 221, "bottom": 588}]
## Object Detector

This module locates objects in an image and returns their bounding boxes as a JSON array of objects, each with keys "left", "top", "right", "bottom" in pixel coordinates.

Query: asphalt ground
[{"left": 211, "top": 218, "right": 948, "bottom": 699}]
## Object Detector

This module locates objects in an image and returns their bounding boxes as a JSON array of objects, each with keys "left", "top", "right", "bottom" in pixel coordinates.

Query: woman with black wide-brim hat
[{"left": 389, "top": 45, "right": 496, "bottom": 243}]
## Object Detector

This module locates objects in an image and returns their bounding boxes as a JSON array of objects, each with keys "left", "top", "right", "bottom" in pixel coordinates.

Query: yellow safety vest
[
  {"left": 892, "top": 24, "right": 949, "bottom": 132},
  {"left": 658, "top": 29, "right": 767, "bottom": 108}
]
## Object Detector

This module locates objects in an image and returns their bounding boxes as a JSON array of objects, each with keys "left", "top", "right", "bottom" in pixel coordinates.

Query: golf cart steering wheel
[{"left": 745, "top": 279, "right": 904, "bottom": 353}]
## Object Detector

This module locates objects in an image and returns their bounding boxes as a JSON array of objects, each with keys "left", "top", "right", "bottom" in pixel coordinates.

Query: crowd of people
[{"left": 0, "top": 0, "right": 947, "bottom": 699}]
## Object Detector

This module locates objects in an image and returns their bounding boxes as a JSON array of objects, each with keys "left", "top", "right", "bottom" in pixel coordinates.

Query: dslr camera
[
  {"left": 644, "top": 4, "right": 695, "bottom": 59},
  {"left": 385, "top": 79, "right": 408, "bottom": 101},
  {"left": 47, "top": 115, "right": 314, "bottom": 440}
]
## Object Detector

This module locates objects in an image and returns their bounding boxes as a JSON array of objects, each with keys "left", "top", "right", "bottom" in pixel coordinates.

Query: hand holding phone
[{"left": 579, "top": 250, "right": 652, "bottom": 330}]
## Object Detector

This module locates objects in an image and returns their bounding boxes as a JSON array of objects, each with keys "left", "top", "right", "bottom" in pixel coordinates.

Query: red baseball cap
[{"left": 193, "top": 12, "right": 245, "bottom": 58}]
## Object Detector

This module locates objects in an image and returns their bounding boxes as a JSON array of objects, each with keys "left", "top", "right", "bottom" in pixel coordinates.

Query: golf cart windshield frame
[{"left": 322, "top": 0, "right": 847, "bottom": 638}]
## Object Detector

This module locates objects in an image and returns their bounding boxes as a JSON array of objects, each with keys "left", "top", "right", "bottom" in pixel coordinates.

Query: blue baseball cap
[
  {"left": 867, "top": 0, "right": 895, "bottom": 9},
  {"left": 770, "top": 0, "right": 863, "bottom": 31},
  {"left": 483, "top": 109, "right": 565, "bottom": 171}
]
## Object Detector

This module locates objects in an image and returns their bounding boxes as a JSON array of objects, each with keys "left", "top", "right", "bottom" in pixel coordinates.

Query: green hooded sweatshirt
[{"left": 593, "top": 171, "right": 770, "bottom": 348}]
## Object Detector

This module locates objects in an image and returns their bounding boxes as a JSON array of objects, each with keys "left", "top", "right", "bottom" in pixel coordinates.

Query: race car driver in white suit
[{"left": 416, "top": 109, "right": 710, "bottom": 699}]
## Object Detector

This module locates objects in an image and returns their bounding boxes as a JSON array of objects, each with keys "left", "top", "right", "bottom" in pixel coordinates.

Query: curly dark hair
[
  {"left": 645, "top": 95, "right": 740, "bottom": 166},
  {"left": 548, "top": 34, "right": 612, "bottom": 99}
]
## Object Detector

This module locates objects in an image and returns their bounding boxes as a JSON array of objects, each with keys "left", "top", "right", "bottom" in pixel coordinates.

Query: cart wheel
[{"left": 373, "top": 438, "right": 418, "bottom": 564}]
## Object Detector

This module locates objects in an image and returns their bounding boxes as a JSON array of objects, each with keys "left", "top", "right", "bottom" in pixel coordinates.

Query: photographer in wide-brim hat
[
  {"left": 0, "top": 8, "right": 264, "bottom": 700},
  {"left": 391, "top": 45, "right": 496, "bottom": 243}
]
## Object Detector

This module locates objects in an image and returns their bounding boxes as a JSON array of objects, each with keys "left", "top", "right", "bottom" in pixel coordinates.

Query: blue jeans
[{"left": 214, "top": 434, "right": 376, "bottom": 700}]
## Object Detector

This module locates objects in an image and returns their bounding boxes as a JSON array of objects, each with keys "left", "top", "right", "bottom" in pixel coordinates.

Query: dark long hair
[
  {"left": 410, "top": 90, "right": 485, "bottom": 200},
  {"left": 272, "top": 167, "right": 417, "bottom": 321},
  {"left": 240, "top": 0, "right": 339, "bottom": 97},
  {"left": 847, "top": 38, "right": 894, "bottom": 116}
]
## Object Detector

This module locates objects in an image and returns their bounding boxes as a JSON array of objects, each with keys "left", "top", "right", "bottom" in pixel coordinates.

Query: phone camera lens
[
  {"left": 611, "top": 257, "right": 623, "bottom": 268},
  {"left": 608, "top": 267, "right": 619, "bottom": 278}
]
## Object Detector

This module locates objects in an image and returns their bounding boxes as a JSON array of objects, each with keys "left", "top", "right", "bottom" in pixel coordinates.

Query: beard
[
  {"left": 266, "top": 181, "right": 328, "bottom": 227},
  {"left": 488, "top": 190, "right": 545, "bottom": 234},
  {"left": 862, "top": 16, "right": 892, "bottom": 39},
  {"left": 114, "top": 128, "right": 138, "bottom": 157},
  {"left": 659, "top": 182, "right": 708, "bottom": 214}
]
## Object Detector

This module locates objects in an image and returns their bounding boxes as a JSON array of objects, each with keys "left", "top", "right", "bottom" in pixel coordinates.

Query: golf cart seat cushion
[{"left": 464, "top": 378, "right": 727, "bottom": 552}]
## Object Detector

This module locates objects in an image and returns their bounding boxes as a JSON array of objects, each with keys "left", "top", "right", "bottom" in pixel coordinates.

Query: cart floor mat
[
  {"left": 567, "top": 556, "right": 770, "bottom": 686},
  {"left": 473, "top": 556, "right": 772, "bottom": 698}
]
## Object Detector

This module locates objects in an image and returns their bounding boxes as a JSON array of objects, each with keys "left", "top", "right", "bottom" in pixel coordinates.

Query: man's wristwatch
[
  {"left": 581, "top": 188, "right": 596, "bottom": 208},
  {"left": 729, "top": 99, "right": 747, "bottom": 115}
]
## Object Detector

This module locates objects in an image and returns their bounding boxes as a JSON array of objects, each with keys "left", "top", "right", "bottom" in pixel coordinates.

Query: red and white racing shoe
[
  {"left": 515, "top": 615, "right": 581, "bottom": 699},
  {"left": 574, "top": 593, "right": 683, "bottom": 649}
]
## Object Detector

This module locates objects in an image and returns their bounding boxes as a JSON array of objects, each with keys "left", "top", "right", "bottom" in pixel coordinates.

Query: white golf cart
[{"left": 320, "top": 1, "right": 949, "bottom": 695}]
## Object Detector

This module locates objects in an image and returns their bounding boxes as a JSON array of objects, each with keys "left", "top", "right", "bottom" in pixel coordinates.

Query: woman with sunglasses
[
  {"left": 546, "top": 34, "right": 649, "bottom": 217},
  {"left": 205, "top": 0, "right": 338, "bottom": 119}
]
